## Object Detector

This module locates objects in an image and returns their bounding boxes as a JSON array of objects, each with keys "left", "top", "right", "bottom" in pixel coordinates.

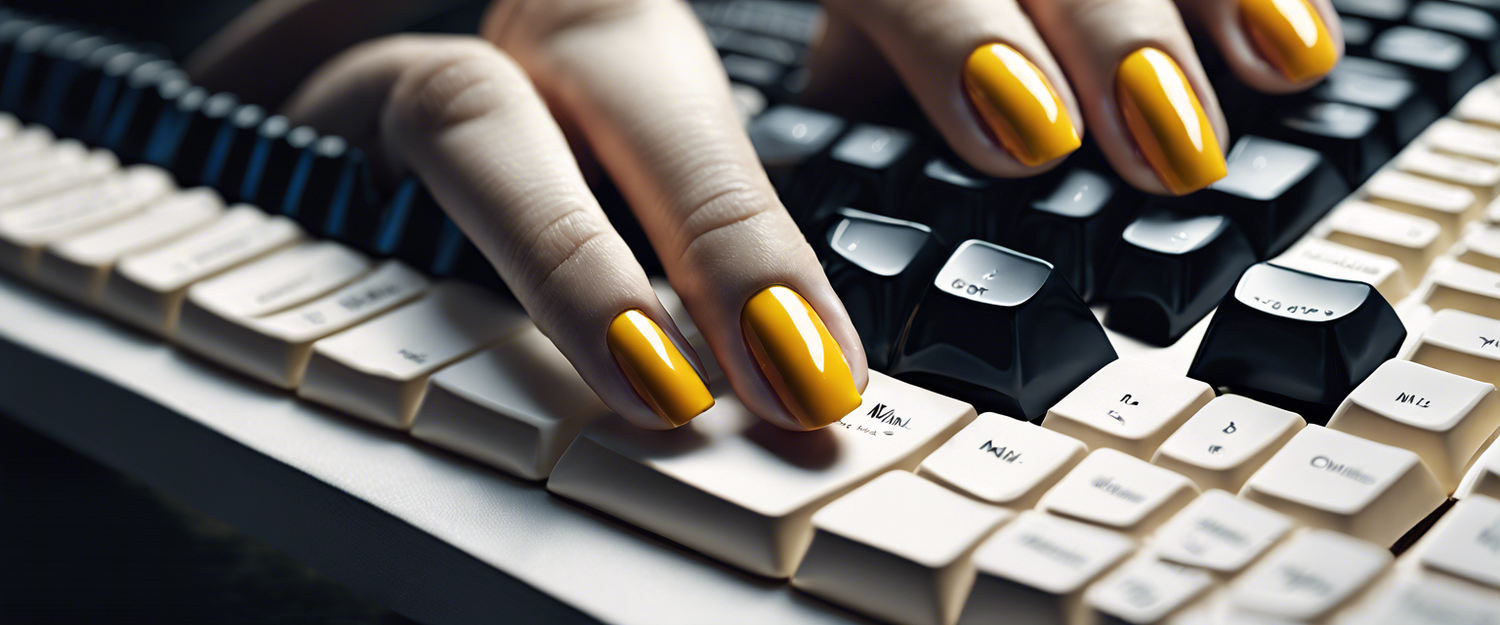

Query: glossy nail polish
[
  {"left": 1242, "top": 0, "right": 1339, "bottom": 82},
  {"left": 607, "top": 309, "right": 714, "bottom": 426},
  {"left": 964, "top": 43, "right": 1081, "bottom": 167},
  {"left": 1116, "top": 48, "right": 1227, "bottom": 195},
  {"left": 741, "top": 286, "right": 862, "bottom": 429}
]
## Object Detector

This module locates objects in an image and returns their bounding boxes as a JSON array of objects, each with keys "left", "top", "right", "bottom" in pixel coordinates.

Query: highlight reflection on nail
[
  {"left": 1242, "top": 0, "right": 1339, "bottom": 82},
  {"left": 607, "top": 309, "right": 714, "bottom": 426},
  {"left": 1116, "top": 48, "right": 1227, "bottom": 195},
  {"left": 741, "top": 286, "right": 861, "bottom": 429},
  {"left": 964, "top": 43, "right": 1081, "bottom": 166}
]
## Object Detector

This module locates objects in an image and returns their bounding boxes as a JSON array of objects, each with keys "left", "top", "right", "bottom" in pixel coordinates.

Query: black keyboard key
[
  {"left": 32, "top": 34, "right": 111, "bottom": 130},
  {"left": 1187, "top": 263, "right": 1406, "bottom": 421},
  {"left": 76, "top": 50, "right": 160, "bottom": 144},
  {"left": 716, "top": 29, "right": 800, "bottom": 64},
  {"left": 239, "top": 118, "right": 317, "bottom": 213},
  {"left": 748, "top": 104, "right": 845, "bottom": 196},
  {"left": 1270, "top": 101, "right": 1391, "bottom": 184},
  {"left": 390, "top": 180, "right": 447, "bottom": 270},
  {"left": 1341, "top": 16, "right": 1377, "bottom": 57},
  {"left": 721, "top": 53, "right": 784, "bottom": 92},
  {"left": 1170, "top": 136, "right": 1348, "bottom": 258},
  {"left": 141, "top": 85, "right": 205, "bottom": 167},
  {"left": 1333, "top": 0, "right": 1410, "bottom": 25},
  {"left": 1310, "top": 57, "right": 1440, "bottom": 147},
  {"left": 901, "top": 156, "right": 1005, "bottom": 244},
  {"left": 1099, "top": 210, "right": 1257, "bottom": 346},
  {"left": 1007, "top": 168, "right": 1138, "bottom": 301},
  {"left": 284, "top": 136, "right": 379, "bottom": 241},
  {"left": 821, "top": 208, "right": 945, "bottom": 370},
  {"left": 204, "top": 103, "right": 265, "bottom": 202},
  {"left": 889, "top": 240, "right": 1117, "bottom": 420},
  {"left": 0, "top": 22, "right": 64, "bottom": 115},
  {"left": 1411, "top": 1, "right": 1500, "bottom": 70},
  {"left": 809, "top": 123, "right": 919, "bottom": 219},
  {"left": 100, "top": 61, "right": 188, "bottom": 162},
  {"left": 1371, "top": 26, "right": 1486, "bottom": 107},
  {"left": 168, "top": 91, "right": 238, "bottom": 186}
]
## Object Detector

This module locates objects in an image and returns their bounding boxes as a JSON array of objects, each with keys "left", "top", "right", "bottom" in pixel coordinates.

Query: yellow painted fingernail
[
  {"left": 1242, "top": 0, "right": 1339, "bottom": 82},
  {"left": 741, "top": 286, "right": 862, "bottom": 429},
  {"left": 607, "top": 309, "right": 714, "bottom": 427},
  {"left": 964, "top": 43, "right": 1081, "bottom": 166},
  {"left": 1117, "top": 48, "right": 1227, "bottom": 195}
]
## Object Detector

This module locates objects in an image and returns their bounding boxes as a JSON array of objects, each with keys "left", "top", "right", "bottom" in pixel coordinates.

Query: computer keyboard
[{"left": 1, "top": 0, "right": 1499, "bottom": 623}]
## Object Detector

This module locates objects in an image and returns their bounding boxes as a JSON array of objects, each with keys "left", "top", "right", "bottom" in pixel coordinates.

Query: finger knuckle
[
  {"left": 383, "top": 40, "right": 534, "bottom": 139},
  {"left": 515, "top": 205, "right": 613, "bottom": 297},
  {"left": 673, "top": 177, "right": 779, "bottom": 261}
]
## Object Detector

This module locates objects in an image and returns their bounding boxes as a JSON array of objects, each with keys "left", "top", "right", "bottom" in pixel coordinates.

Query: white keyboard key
[
  {"left": 1272, "top": 238, "right": 1410, "bottom": 303},
  {"left": 1365, "top": 170, "right": 1478, "bottom": 243},
  {"left": 0, "top": 139, "right": 87, "bottom": 186},
  {"left": 0, "top": 126, "right": 55, "bottom": 166},
  {"left": 1324, "top": 200, "right": 1445, "bottom": 277},
  {"left": 1406, "top": 494, "right": 1500, "bottom": 588},
  {"left": 1422, "top": 118, "right": 1500, "bottom": 163},
  {"left": 1085, "top": 556, "right": 1213, "bottom": 625},
  {"left": 1152, "top": 490, "right": 1294, "bottom": 575},
  {"left": 34, "top": 189, "right": 223, "bottom": 303},
  {"left": 1151, "top": 395, "right": 1304, "bottom": 494},
  {"left": 1229, "top": 529, "right": 1391, "bottom": 622},
  {"left": 1463, "top": 443, "right": 1500, "bottom": 500},
  {"left": 1425, "top": 261, "right": 1500, "bottom": 321},
  {"left": 410, "top": 327, "right": 610, "bottom": 481},
  {"left": 184, "top": 242, "right": 370, "bottom": 320},
  {"left": 1456, "top": 85, "right": 1500, "bottom": 128},
  {"left": 1041, "top": 359, "right": 1214, "bottom": 460},
  {"left": 1457, "top": 224, "right": 1500, "bottom": 273},
  {"left": 0, "top": 147, "right": 116, "bottom": 210},
  {"left": 918, "top": 412, "right": 1088, "bottom": 508},
  {"left": 1406, "top": 308, "right": 1500, "bottom": 389},
  {"left": 1327, "top": 360, "right": 1500, "bottom": 491},
  {"left": 1490, "top": 195, "right": 1500, "bottom": 223},
  {"left": 1332, "top": 570, "right": 1500, "bottom": 625},
  {"left": 0, "top": 112, "right": 20, "bottom": 140},
  {"left": 0, "top": 166, "right": 174, "bottom": 273},
  {"left": 299, "top": 282, "right": 529, "bottom": 429},
  {"left": 958, "top": 511, "right": 1135, "bottom": 625},
  {"left": 547, "top": 372, "right": 977, "bottom": 578},
  {"left": 1038, "top": 448, "right": 1199, "bottom": 536},
  {"left": 1398, "top": 146, "right": 1500, "bottom": 203},
  {"left": 1240, "top": 425, "right": 1447, "bottom": 545},
  {"left": 103, "top": 206, "right": 302, "bottom": 335},
  {"left": 178, "top": 261, "right": 428, "bottom": 388},
  {"left": 793, "top": 471, "right": 1014, "bottom": 625}
]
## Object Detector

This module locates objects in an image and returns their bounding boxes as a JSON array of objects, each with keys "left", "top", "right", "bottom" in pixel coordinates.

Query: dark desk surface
[{"left": 0, "top": 414, "right": 418, "bottom": 624}]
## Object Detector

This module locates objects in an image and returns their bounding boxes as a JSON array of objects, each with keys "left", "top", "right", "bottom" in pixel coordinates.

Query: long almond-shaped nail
[
  {"left": 1117, "top": 48, "right": 1227, "bottom": 195},
  {"left": 607, "top": 310, "right": 714, "bottom": 427},
  {"left": 964, "top": 43, "right": 1081, "bottom": 167},
  {"left": 1242, "top": 0, "right": 1339, "bottom": 82},
  {"left": 741, "top": 286, "right": 861, "bottom": 429}
]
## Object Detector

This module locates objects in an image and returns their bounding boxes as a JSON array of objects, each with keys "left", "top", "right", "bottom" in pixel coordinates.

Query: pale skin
[{"left": 189, "top": 0, "right": 1342, "bottom": 431}]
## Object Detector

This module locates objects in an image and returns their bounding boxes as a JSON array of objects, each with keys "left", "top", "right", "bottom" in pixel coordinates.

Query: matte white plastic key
[
  {"left": 34, "top": 189, "right": 223, "bottom": 302},
  {"left": 1457, "top": 225, "right": 1500, "bottom": 272},
  {"left": 918, "top": 412, "right": 1088, "bottom": 508},
  {"left": 1151, "top": 489, "right": 1294, "bottom": 575},
  {"left": 1151, "top": 395, "right": 1305, "bottom": 493},
  {"left": 299, "top": 282, "right": 529, "bottom": 429},
  {"left": 1327, "top": 359, "right": 1500, "bottom": 491},
  {"left": 1041, "top": 359, "right": 1214, "bottom": 460},
  {"left": 1398, "top": 146, "right": 1500, "bottom": 202},
  {"left": 184, "top": 242, "right": 371, "bottom": 320},
  {"left": 0, "top": 166, "right": 174, "bottom": 273},
  {"left": 1272, "top": 238, "right": 1409, "bottom": 303},
  {"left": 1463, "top": 443, "right": 1500, "bottom": 500},
  {"left": 1323, "top": 200, "right": 1445, "bottom": 277},
  {"left": 1084, "top": 556, "right": 1213, "bottom": 625},
  {"left": 547, "top": 372, "right": 977, "bottom": 578},
  {"left": 958, "top": 511, "right": 1135, "bottom": 625},
  {"left": 409, "top": 327, "right": 611, "bottom": 481},
  {"left": 0, "top": 139, "right": 87, "bottom": 187},
  {"left": 1229, "top": 529, "right": 1392, "bottom": 622},
  {"left": 0, "top": 147, "right": 116, "bottom": 210},
  {"left": 1239, "top": 425, "right": 1447, "bottom": 545},
  {"left": 1365, "top": 170, "right": 1479, "bottom": 243},
  {"left": 102, "top": 205, "right": 302, "bottom": 335},
  {"left": 0, "top": 126, "right": 55, "bottom": 167},
  {"left": 1425, "top": 261, "right": 1500, "bottom": 320},
  {"left": 792, "top": 471, "right": 1014, "bottom": 625},
  {"left": 1331, "top": 570, "right": 1500, "bottom": 625},
  {"left": 1406, "top": 308, "right": 1500, "bottom": 389},
  {"left": 1422, "top": 118, "right": 1500, "bottom": 163},
  {"left": 1455, "top": 85, "right": 1500, "bottom": 128},
  {"left": 176, "top": 260, "right": 428, "bottom": 388},
  {"left": 1037, "top": 448, "right": 1199, "bottom": 537},
  {"left": 1404, "top": 494, "right": 1500, "bottom": 588}
]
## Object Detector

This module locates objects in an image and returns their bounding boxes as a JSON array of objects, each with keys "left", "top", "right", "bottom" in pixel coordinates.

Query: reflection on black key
[
  {"left": 810, "top": 123, "right": 918, "bottom": 220},
  {"left": 375, "top": 177, "right": 447, "bottom": 271},
  {"left": 1008, "top": 168, "right": 1138, "bottom": 301},
  {"left": 821, "top": 208, "right": 945, "bottom": 370},
  {"left": 0, "top": 23, "right": 66, "bottom": 116},
  {"left": 32, "top": 34, "right": 111, "bottom": 129},
  {"left": 1271, "top": 101, "right": 1390, "bottom": 185},
  {"left": 1410, "top": 1, "right": 1500, "bottom": 70},
  {"left": 142, "top": 85, "right": 207, "bottom": 168},
  {"left": 101, "top": 61, "right": 188, "bottom": 162},
  {"left": 283, "top": 136, "right": 378, "bottom": 239},
  {"left": 1311, "top": 57, "right": 1440, "bottom": 147},
  {"left": 1333, "top": 0, "right": 1410, "bottom": 25},
  {"left": 205, "top": 103, "right": 265, "bottom": 203},
  {"left": 901, "top": 156, "right": 1005, "bottom": 244},
  {"left": 748, "top": 104, "right": 845, "bottom": 191},
  {"left": 1172, "top": 136, "right": 1348, "bottom": 258},
  {"left": 1099, "top": 210, "right": 1257, "bottom": 346},
  {"left": 169, "top": 92, "right": 238, "bottom": 186},
  {"left": 889, "top": 240, "right": 1117, "bottom": 420},
  {"left": 1372, "top": 26, "right": 1486, "bottom": 108},
  {"left": 242, "top": 119, "right": 317, "bottom": 213},
  {"left": 1341, "top": 16, "right": 1377, "bottom": 57},
  {"left": 46, "top": 41, "right": 132, "bottom": 137},
  {"left": 1187, "top": 263, "right": 1406, "bottom": 422},
  {"left": 76, "top": 50, "right": 161, "bottom": 144}
]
